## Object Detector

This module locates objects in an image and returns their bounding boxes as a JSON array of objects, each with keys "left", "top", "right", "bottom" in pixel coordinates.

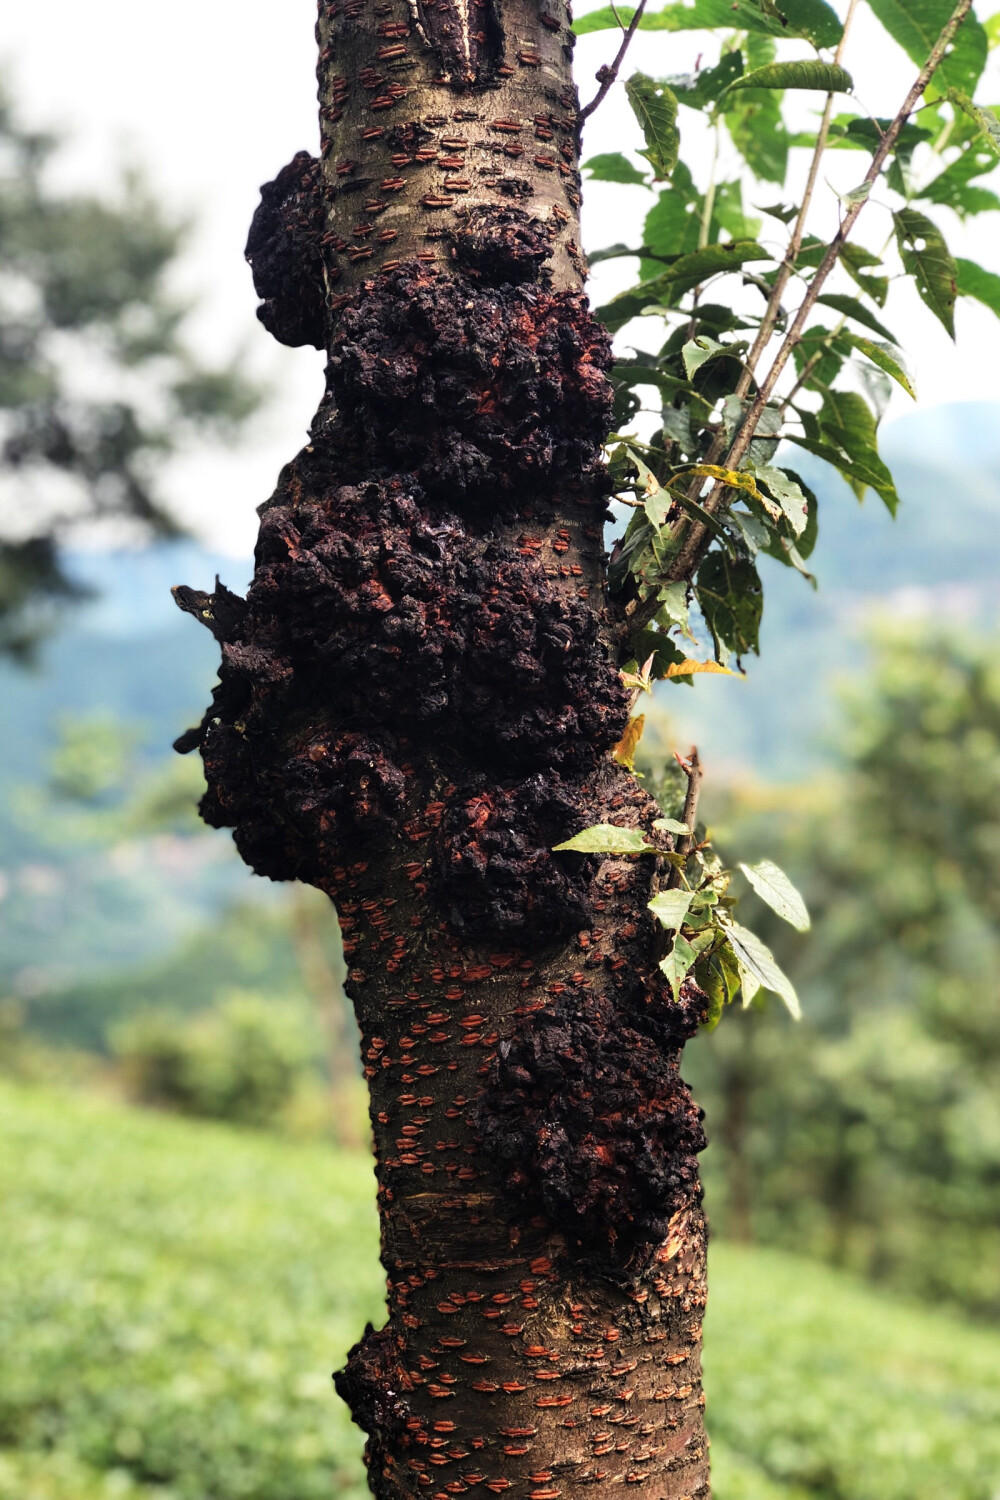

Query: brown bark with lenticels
[{"left": 175, "top": 1, "right": 712, "bottom": 1495}]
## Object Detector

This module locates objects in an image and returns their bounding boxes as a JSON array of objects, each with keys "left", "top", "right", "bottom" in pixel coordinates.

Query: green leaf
[
  {"left": 695, "top": 941, "right": 743, "bottom": 1028},
  {"left": 865, "top": 0, "right": 987, "bottom": 96},
  {"left": 754, "top": 466, "right": 808, "bottom": 536},
  {"left": 818, "top": 389, "right": 899, "bottom": 512},
  {"left": 626, "top": 74, "right": 680, "bottom": 181},
  {"left": 841, "top": 242, "right": 889, "bottom": 306},
  {"left": 682, "top": 335, "right": 726, "bottom": 379},
  {"left": 653, "top": 816, "right": 692, "bottom": 836},
  {"left": 595, "top": 241, "right": 772, "bottom": 331},
  {"left": 697, "top": 551, "right": 763, "bottom": 659},
  {"left": 739, "top": 858, "right": 811, "bottom": 930},
  {"left": 955, "top": 256, "right": 1000, "bottom": 316},
  {"left": 893, "top": 207, "right": 958, "bottom": 339},
  {"left": 660, "top": 927, "right": 716, "bottom": 1001},
  {"left": 721, "top": 920, "right": 802, "bottom": 1018},
  {"left": 667, "top": 50, "right": 745, "bottom": 109},
  {"left": 583, "top": 153, "right": 649, "bottom": 185},
  {"left": 725, "top": 83, "right": 791, "bottom": 185},
  {"left": 648, "top": 889, "right": 696, "bottom": 929},
  {"left": 722, "top": 61, "right": 852, "bottom": 96},
  {"left": 576, "top": 0, "right": 842, "bottom": 44},
  {"left": 814, "top": 293, "right": 898, "bottom": 344},
  {"left": 845, "top": 334, "right": 917, "bottom": 399},
  {"left": 553, "top": 824, "right": 658, "bottom": 855}
]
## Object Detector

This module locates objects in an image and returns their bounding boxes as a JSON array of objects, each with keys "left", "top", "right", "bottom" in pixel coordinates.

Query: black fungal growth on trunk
[{"left": 175, "top": 5, "right": 713, "bottom": 1484}]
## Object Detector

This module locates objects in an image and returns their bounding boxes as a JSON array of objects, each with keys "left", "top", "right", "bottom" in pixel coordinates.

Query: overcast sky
[{"left": 4, "top": 1, "right": 999, "bottom": 555}]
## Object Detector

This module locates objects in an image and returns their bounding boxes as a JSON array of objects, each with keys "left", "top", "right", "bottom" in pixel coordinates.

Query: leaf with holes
[
  {"left": 626, "top": 74, "right": 680, "bottom": 181},
  {"left": 893, "top": 208, "right": 958, "bottom": 338},
  {"left": 754, "top": 466, "right": 809, "bottom": 536}
]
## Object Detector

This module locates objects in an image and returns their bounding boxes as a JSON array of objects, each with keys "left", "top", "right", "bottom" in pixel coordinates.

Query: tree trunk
[{"left": 175, "top": 1, "right": 711, "bottom": 1495}]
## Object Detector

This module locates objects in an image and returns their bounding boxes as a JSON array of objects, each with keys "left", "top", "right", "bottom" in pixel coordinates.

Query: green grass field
[{"left": 2, "top": 1081, "right": 999, "bottom": 1500}]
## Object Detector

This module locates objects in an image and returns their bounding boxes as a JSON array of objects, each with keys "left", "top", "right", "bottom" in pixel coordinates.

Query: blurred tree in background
[
  {"left": 0, "top": 84, "right": 260, "bottom": 660},
  {"left": 685, "top": 624, "right": 1000, "bottom": 1315}
]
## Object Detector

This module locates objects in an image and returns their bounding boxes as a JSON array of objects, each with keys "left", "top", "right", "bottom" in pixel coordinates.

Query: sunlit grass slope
[{"left": 1, "top": 1081, "right": 998, "bottom": 1500}]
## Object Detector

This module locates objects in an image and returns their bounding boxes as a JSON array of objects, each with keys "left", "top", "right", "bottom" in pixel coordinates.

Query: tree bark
[{"left": 175, "top": 2, "right": 711, "bottom": 1495}]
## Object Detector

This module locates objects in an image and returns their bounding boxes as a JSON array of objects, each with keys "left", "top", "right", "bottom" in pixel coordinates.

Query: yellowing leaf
[
  {"left": 665, "top": 659, "right": 744, "bottom": 678},
  {"left": 673, "top": 463, "right": 762, "bottom": 499},
  {"left": 613, "top": 714, "right": 646, "bottom": 770}
]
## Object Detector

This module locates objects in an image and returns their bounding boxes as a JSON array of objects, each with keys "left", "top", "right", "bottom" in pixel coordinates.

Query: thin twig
[
  {"left": 579, "top": 0, "right": 650, "bottom": 124},
  {"left": 647, "top": 0, "right": 974, "bottom": 602},
  {"left": 666, "top": 748, "right": 703, "bottom": 889}
]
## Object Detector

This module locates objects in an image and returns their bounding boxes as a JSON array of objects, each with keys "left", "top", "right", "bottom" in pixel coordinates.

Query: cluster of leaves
[
  {"left": 578, "top": 0, "right": 1000, "bottom": 680},
  {"left": 555, "top": 788, "right": 809, "bottom": 1024},
  {"left": 0, "top": 86, "right": 262, "bottom": 659}
]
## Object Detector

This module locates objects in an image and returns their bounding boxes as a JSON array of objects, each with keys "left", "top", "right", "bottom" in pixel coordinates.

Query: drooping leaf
[
  {"left": 955, "top": 255, "right": 1000, "bottom": 317},
  {"left": 722, "top": 60, "right": 852, "bottom": 96},
  {"left": 893, "top": 207, "right": 958, "bottom": 339},
  {"left": 553, "top": 824, "right": 658, "bottom": 855},
  {"left": 841, "top": 242, "right": 890, "bottom": 306},
  {"left": 814, "top": 293, "right": 898, "bottom": 343},
  {"left": 845, "top": 334, "right": 917, "bottom": 399},
  {"left": 626, "top": 74, "right": 681, "bottom": 181},
  {"left": 583, "top": 153, "right": 649, "bottom": 185},
  {"left": 865, "top": 0, "right": 987, "bottom": 97},
  {"left": 595, "top": 241, "right": 772, "bottom": 330},
  {"left": 739, "top": 858, "right": 811, "bottom": 930},
  {"left": 817, "top": 389, "right": 899, "bottom": 512},
  {"left": 722, "top": 920, "right": 802, "bottom": 1018},
  {"left": 697, "top": 551, "right": 763, "bottom": 659},
  {"left": 754, "top": 466, "right": 808, "bottom": 535},
  {"left": 576, "top": 0, "right": 842, "bottom": 45},
  {"left": 667, "top": 50, "right": 745, "bottom": 109},
  {"left": 665, "top": 657, "right": 744, "bottom": 677},
  {"left": 945, "top": 89, "right": 1000, "bottom": 157},
  {"left": 613, "top": 714, "right": 646, "bottom": 770},
  {"left": 648, "top": 888, "right": 697, "bottom": 929}
]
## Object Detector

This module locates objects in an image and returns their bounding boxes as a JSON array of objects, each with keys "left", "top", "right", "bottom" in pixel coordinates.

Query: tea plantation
[{"left": 2, "top": 1081, "right": 999, "bottom": 1500}]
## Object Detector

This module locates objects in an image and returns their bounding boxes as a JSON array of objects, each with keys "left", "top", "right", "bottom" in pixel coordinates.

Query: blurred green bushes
[
  {"left": 682, "top": 624, "right": 1000, "bottom": 1315},
  {"left": 2, "top": 1080, "right": 999, "bottom": 1500},
  {"left": 112, "top": 993, "right": 324, "bottom": 1129}
]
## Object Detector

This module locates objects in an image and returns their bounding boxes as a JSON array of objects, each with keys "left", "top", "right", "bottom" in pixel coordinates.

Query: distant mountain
[{"left": 2, "top": 401, "right": 998, "bottom": 1002}]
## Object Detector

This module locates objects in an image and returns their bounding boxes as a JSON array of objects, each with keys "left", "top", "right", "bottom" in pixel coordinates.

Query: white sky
[{"left": 3, "top": 1, "right": 1000, "bottom": 555}]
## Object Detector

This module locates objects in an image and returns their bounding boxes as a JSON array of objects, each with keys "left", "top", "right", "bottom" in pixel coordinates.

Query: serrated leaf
[
  {"left": 665, "top": 658, "right": 744, "bottom": 678},
  {"left": 648, "top": 889, "right": 696, "bottom": 929},
  {"left": 682, "top": 335, "right": 726, "bottom": 379},
  {"left": 955, "top": 256, "right": 1000, "bottom": 316},
  {"left": 722, "top": 920, "right": 801, "bottom": 1018},
  {"left": 723, "top": 60, "right": 852, "bottom": 96},
  {"left": 814, "top": 293, "right": 897, "bottom": 343},
  {"left": 583, "top": 153, "right": 650, "bottom": 185},
  {"left": 754, "top": 466, "right": 808, "bottom": 536},
  {"left": 595, "top": 240, "right": 772, "bottom": 330},
  {"left": 553, "top": 824, "right": 658, "bottom": 855},
  {"left": 893, "top": 208, "right": 958, "bottom": 339},
  {"left": 818, "top": 389, "right": 899, "bottom": 512},
  {"left": 613, "top": 714, "right": 646, "bottom": 771},
  {"left": 739, "top": 858, "right": 811, "bottom": 931},
  {"left": 845, "top": 334, "right": 917, "bottom": 399},
  {"left": 943, "top": 90, "right": 1000, "bottom": 158},
  {"left": 660, "top": 927, "right": 715, "bottom": 1001},
  {"left": 697, "top": 551, "right": 763, "bottom": 660},
  {"left": 653, "top": 816, "right": 693, "bottom": 836},
  {"left": 626, "top": 74, "right": 680, "bottom": 181},
  {"left": 866, "top": 0, "right": 987, "bottom": 96}
]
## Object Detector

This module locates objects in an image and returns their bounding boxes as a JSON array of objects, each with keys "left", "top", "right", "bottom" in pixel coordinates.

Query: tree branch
[
  {"left": 666, "top": 747, "right": 703, "bottom": 889},
  {"left": 578, "top": 0, "right": 650, "bottom": 124},
  {"left": 650, "top": 0, "right": 975, "bottom": 600}
]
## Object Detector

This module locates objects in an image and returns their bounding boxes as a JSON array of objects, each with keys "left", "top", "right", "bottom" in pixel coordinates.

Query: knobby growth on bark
[{"left": 175, "top": 0, "right": 712, "bottom": 1494}]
